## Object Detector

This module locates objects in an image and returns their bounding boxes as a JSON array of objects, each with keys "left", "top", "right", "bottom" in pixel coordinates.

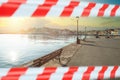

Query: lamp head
[
  {"left": 76, "top": 16, "right": 79, "bottom": 19},
  {"left": 76, "top": 16, "right": 79, "bottom": 20}
]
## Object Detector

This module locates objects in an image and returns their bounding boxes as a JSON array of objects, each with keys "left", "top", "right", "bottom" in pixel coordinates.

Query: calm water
[{"left": 0, "top": 34, "right": 76, "bottom": 67}]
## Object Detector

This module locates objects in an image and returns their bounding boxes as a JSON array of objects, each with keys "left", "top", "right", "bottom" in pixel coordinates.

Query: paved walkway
[{"left": 68, "top": 38, "right": 120, "bottom": 66}]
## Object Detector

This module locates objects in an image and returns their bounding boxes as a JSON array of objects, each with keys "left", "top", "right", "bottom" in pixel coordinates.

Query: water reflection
[
  {"left": 9, "top": 51, "right": 18, "bottom": 62},
  {"left": 0, "top": 34, "right": 75, "bottom": 67}
]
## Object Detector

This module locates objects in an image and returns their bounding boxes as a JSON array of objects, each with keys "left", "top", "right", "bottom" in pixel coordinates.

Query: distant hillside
[{"left": 29, "top": 27, "right": 75, "bottom": 36}]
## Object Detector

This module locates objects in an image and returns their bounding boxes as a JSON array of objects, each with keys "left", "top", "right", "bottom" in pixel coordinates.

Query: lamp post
[
  {"left": 76, "top": 16, "right": 80, "bottom": 44},
  {"left": 85, "top": 27, "right": 87, "bottom": 39}
]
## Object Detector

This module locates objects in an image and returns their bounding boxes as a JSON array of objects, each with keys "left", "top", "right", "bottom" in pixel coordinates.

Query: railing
[{"left": 20, "top": 49, "right": 63, "bottom": 67}]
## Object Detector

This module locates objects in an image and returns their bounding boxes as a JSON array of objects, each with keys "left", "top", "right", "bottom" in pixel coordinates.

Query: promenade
[
  {"left": 43, "top": 38, "right": 120, "bottom": 67},
  {"left": 68, "top": 38, "right": 120, "bottom": 66}
]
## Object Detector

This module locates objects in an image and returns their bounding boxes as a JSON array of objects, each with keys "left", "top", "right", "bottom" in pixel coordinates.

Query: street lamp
[
  {"left": 76, "top": 16, "right": 80, "bottom": 44},
  {"left": 85, "top": 27, "right": 87, "bottom": 40}
]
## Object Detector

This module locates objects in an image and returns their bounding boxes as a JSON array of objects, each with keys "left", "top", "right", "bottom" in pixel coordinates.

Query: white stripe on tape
[
  {"left": 50, "top": 67, "right": 69, "bottom": 80},
  {"left": 55, "top": 0, "right": 71, "bottom": 6},
  {"left": 72, "top": 67, "right": 88, "bottom": 80},
  {"left": 115, "top": 67, "right": 120, "bottom": 78},
  {"left": 104, "top": 66, "right": 114, "bottom": 79},
  {"left": 0, "top": 0, "right": 8, "bottom": 3},
  {"left": 0, "top": 0, "right": 8, "bottom": 6},
  {"left": 12, "top": 0, "right": 45, "bottom": 17},
  {"left": 115, "top": 7, "right": 120, "bottom": 16},
  {"left": 0, "top": 68, "right": 10, "bottom": 77},
  {"left": 104, "top": 5, "right": 115, "bottom": 17},
  {"left": 90, "top": 67, "right": 102, "bottom": 80},
  {"left": 19, "top": 75, "right": 37, "bottom": 80},
  {"left": 89, "top": 3, "right": 103, "bottom": 17},
  {"left": 71, "top": 2, "right": 89, "bottom": 17},
  {"left": 19, "top": 68, "right": 45, "bottom": 80},
  {"left": 24, "top": 0, "right": 45, "bottom": 4},
  {"left": 46, "top": 0, "right": 70, "bottom": 16}
]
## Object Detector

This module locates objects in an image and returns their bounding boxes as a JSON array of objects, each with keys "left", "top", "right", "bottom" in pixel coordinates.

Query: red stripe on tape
[
  {"left": 110, "top": 5, "right": 119, "bottom": 16},
  {"left": 98, "top": 4, "right": 109, "bottom": 16},
  {"left": 110, "top": 66, "right": 119, "bottom": 79},
  {"left": 62, "top": 67, "right": 78, "bottom": 80},
  {"left": 32, "top": 0, "right": 58, "bottom": 16},
  {"left": 60, "top": 1, "right": 79, "bottom": 16},
  {"left": 7, "top": 0, "right": 27, "bottom": 4},
  {"left": 98, "top": 66, "right": 108, "bottom": 80},
  {"left": 82, "top": 66, "right": 95, "bottom": 80},
  {"left": 36, "top": 67, "right": 57, "bottom": 80},
  {"left": 1, "top": 68, "right": 27, "bottom": 80},
  {"left": 43, "top": 0, "right": 59, "bottom": 6},
  {"left": 82, "top": 3, "right": 96, "bottom": 16},
  {"left": 0, "top": 0, "right": 26, "bottom": 17},
  {"left": 0, "top": 3, "right": 21, "bottom": 16}
]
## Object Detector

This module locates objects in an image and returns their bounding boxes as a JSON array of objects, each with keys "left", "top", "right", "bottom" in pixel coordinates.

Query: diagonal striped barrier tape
[
  {"left": 0, "top": 0, "right": 120, "bottom": 17},
  {"left": 0, "top": 66, "right": 120, "bottom": 80}
]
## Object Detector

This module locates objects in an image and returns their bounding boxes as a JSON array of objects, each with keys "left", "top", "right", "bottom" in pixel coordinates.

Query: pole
[
  {"left": 84, "top": 27, "right": 87, "bottom": 40},
  {"left": 76, "top": 16, "right": 80, "bottom": 44},
  {"left": 77, "top": 19, "right": 78, "bottom": 40}
]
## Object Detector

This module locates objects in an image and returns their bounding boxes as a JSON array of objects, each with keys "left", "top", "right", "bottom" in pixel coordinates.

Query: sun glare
[
  {"left": 9, "top": 51, "right": 18, "bottom": 62},
  {"left": 0, "top": 18, "right": 26, "bottom": 33},
  {"left": 9, "top": 18, "right": 25, "bottom": 26}
]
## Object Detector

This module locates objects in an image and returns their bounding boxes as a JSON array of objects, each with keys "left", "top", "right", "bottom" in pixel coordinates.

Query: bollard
[{"left": 76, "top": 37, "right": 80, "bottom": 44}]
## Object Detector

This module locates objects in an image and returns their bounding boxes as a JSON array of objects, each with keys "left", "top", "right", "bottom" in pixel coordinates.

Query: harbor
[
  {"left": 20, "top": 36, "right": 120, "bottom": 67},
  {"left": 0, "top": 17, "right": 120, "bottom": 68},
  {"left": 0, "top": 29, "right": 120, "bottom": 67}
]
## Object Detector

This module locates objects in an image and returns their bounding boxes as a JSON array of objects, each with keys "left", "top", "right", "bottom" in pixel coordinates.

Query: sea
[{"left": 0, "top": 34, "right": 77, "bottom": 67}]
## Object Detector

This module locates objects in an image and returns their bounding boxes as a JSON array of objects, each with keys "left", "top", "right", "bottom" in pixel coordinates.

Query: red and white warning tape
[
  {"left": 0, "top": 0, "right": 120, "bottom": 17},
  {"left": 0, "top": 66, "right": 120, "bottom": 80}
]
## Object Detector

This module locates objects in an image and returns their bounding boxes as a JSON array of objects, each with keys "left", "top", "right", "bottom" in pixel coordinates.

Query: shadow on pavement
[{"left": 81, "top": 43, "right": 120, "bottom": 49}]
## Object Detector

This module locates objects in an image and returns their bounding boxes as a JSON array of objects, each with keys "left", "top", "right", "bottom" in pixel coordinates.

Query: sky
[
  {"left": 80, "top": 0, "right": 120, "bottom": 5},
  {"left": 0, "top": 17, "right": 120, "bottom": 33}
]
